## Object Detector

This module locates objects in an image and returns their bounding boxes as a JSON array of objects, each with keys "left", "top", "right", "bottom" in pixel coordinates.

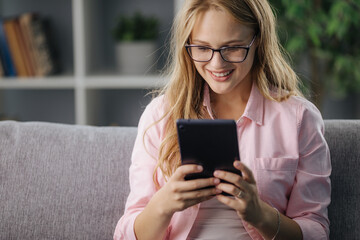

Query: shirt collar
[{"left": 202, "top": 82, "right": 264, "bottom": 125}]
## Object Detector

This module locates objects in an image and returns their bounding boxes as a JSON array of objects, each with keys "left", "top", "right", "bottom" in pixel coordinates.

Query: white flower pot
[{"left": 115, "top": 41, "right": 157, "bottom": 75}]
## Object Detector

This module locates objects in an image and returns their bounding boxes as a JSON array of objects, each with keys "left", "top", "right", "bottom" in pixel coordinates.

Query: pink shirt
[{"left": 114, "top": 83, "right": 331, "bottom": 240}]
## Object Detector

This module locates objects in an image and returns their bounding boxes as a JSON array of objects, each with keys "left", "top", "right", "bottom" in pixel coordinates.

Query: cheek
[
  {"left": 234, "top": 54, "right": 255, "bottom": 75},
  {"left": 194, "top": 62, "right": 207, "bottom": 75},
  {"left": 246, "top": 49, "right": 257, "bottom": 69}
]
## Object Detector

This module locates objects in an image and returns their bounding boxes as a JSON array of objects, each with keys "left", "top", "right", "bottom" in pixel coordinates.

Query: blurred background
[
  {"left": 271, "top": 0, "right": 360, "bottom": 119},
  {"left": 0, "top": 0, "right": 359, "bottom": 126}
]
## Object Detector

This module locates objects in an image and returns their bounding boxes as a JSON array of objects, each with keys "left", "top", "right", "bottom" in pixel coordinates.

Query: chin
[{"left": 207, "top": 82, "right": 234, "bottom": 95}]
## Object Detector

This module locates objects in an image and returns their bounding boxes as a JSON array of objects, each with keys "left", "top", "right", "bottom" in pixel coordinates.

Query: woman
[{"left": 114, "top": 0, "right": 331, "bottom": 239}]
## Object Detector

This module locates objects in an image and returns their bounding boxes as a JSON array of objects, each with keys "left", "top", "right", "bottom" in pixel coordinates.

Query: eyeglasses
[{"left": 185, "top": 34, "right": 257, "bottom": 63}]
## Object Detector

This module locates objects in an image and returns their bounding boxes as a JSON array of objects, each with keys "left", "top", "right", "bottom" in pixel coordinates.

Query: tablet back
[{"left": 177, "top": 119, "right": 240, "bottom": 180}]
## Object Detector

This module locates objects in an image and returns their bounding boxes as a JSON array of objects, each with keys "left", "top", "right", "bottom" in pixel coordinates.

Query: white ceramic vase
[{"left": 115, "top": 41, "right": 157, "bottom": 75}]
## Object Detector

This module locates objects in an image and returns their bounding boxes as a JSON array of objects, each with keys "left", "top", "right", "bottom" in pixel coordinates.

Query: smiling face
[{"left": 190, "top": 8, "right": 257, "bottom": 99}]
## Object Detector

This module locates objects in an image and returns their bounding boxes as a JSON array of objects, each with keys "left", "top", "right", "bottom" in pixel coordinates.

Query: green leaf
[
  {"left": 286, "top": 37, "right": 306, "bottom": 53},
  {"left": 111, "top": 12, "right": 159, "bottom": 42},
  {"left": 307, "top": 22, "right": 322, "bottom": 47}
]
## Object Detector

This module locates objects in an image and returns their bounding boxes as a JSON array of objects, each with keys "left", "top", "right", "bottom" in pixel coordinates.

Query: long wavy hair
[{"left": 149, "top": 0, "right": 302, "bottom": 188}]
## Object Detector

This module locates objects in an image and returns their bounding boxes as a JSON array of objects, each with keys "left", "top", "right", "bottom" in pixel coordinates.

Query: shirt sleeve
[
  {"left": 286, "top": 101, "right": 331, "bottom": 240},
  {"left": 114, "top": 97, "right": 166, "bottom": 240}
]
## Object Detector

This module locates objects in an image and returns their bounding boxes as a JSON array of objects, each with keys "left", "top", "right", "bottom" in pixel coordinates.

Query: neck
[{"left": 210, "top": 79, "right": 253, "bottom": 120}]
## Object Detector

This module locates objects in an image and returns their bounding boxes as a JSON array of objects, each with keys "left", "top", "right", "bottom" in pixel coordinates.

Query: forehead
[{"left": 191, "top": 8, "right": 253, "bottom": 44}]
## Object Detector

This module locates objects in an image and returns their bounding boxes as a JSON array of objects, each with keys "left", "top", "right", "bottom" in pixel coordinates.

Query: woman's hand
[
  {"left": 153, "top": 164, "right": 221, "bottom": 217},
  {"left": 213, "top": 161, "right": 265, "bottom": 226},
  {"left": 214, "top": 161, "right": 303, "bottom": 240},
  {"left": 134, "top": 164, "right": 220, "bottom": 240}
]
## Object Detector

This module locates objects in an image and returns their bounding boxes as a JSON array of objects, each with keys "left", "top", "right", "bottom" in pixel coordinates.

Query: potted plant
[
  {"left": 112, "top": 12, "right": 159, "bottom": 75},
  {"left": 270, "top": 0, "right": 360, "bottom": 118}
]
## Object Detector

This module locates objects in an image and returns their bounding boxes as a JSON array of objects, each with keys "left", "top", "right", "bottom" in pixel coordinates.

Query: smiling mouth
[{"left": 210, "top": 70, "right": 234, "bottom": 77}]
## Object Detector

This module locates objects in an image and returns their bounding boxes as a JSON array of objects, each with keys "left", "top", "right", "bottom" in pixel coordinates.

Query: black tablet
[{"left": 176, "top": 119, "right": 241, "bottom": 180}]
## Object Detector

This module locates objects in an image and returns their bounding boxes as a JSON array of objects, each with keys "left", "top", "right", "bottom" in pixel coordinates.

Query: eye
[
  {"left": 223, "top": 47, "right": 242, "bottom": 53},
  {"left": 196, "top": 46, "right": 210, "bottom": 52}
]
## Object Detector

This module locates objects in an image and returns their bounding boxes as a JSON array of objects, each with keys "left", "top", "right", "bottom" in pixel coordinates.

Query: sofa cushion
[{"left": 0, "top": 121, "right": 136, "bottom": 240}]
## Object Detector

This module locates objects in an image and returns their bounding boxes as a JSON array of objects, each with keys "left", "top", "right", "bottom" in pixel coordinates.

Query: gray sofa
[{"left": 0, "top": 120, "right": 359, "bottom": 240}]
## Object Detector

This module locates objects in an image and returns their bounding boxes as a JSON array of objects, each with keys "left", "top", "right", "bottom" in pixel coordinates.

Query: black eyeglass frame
[{"left": 185, "top": 34, "right": 257, "bottom": 63}]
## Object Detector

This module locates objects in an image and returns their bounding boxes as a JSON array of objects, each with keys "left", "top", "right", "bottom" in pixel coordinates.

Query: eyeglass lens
[{"left": 187, "top": 46, "right": 248, "bottom": 62}]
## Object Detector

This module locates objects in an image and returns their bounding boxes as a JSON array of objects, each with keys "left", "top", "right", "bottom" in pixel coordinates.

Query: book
[
  {"left": 0, "top": 18, "right": 17, "bottom": 76},
  {"left": 19, "top": 13, "right": 40, "bottom": 76},
  {"left": 27, "top": 14, "right": 58, "bottom": 76},
  {"left": 3, "top": 18, "right": 28, "bottom": 76},
  {"left": 13, "top": 17, "right": 35, "bottom": 76},
  {"left": 17, "top": 14, "right": 36, "bottom": 76},
  {"left": 0, "top": 54, "right": 3, "bottom": 76},
  {"left": 0, "top": 13, "right": 59, "bottom": 77}
]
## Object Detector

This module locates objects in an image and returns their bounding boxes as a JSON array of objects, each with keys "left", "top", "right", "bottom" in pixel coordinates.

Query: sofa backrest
[
  {"left": 0, "top": 121, "right": 136, "bottom": 240},
  {"left": 324, "top": 120, "right": 360, "bottom": 239},
  {"left": 0, "top": 120, "right": 359, "bottom": 239}
]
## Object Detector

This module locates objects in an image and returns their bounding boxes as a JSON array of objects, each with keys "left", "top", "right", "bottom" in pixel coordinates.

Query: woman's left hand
[{"left": 214, "top": 160, "right": 265, "bottom": 226}]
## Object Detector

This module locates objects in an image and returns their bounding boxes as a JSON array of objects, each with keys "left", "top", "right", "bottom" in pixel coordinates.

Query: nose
[{"left": 209, "top": 51, "right": 227, "bottom": 68}]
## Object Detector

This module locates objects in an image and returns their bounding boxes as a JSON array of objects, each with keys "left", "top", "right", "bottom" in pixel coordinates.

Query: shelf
[
  {"left": 0, "top": 0, "right": 177, "bottom": 126},
  {"left": 85, "top": 75, "right": 167, "bottom": 89},
  {"left": 0, "top": 74, "right": 167, "bottom": 89},
  {"left": 0, "top": 76, "right": 75, "bottom": 89}
]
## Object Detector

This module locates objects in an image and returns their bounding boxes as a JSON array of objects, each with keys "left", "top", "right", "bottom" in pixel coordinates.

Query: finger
[
  {"left": 186, "top": 194, "right": 215, "bottom": 209},
  {"left": 234, "top": 161, "right": 256, "bottom": 184},
  {"left": 180, "top": 186, "right": 221, "bottom": 201},
  {"left": 213, "top": 170, "right": 243, "bottom": 187},
  {"left": 173, "top": 164, "right": 203, "bottom": 180},
  {"left": 216, "top": 182, "right": 245, "bottom": 198},
  {"left": 175, "top": 177, "right": 220, "bottom": 192},
  {"left": 214, "top": 170, "right": 254, "bottom": 194},
  {"left": 170, "top": 190, "right": 216, "bottom": 212},
  {"left": 216, "top": 194, "right": 245, "bottom": 210}
]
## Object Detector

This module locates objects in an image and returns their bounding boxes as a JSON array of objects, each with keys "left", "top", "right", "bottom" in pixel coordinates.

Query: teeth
[{"left": 212, "top": 70, "right": 232, "bottom": 77}]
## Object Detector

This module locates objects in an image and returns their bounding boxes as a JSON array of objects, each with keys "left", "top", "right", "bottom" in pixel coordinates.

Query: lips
[
  {"left": 209, "top": 69, "right": 234, "bottom": 81},
  {"left": 211, "top": 70, "right": 232, "bottom": 77}
]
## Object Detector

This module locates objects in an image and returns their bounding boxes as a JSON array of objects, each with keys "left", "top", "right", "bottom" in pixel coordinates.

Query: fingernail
[
  {"left": 197, "top": 165, "right": 203, "bottom": 171},
  {"left": 235, "top": 161, "right": 241, "bottom": 167},
  {"left": 216, "top": 188, "right": 222, "bottom": 194},
  {"left": 214, "top": 178, "right": 220, "bottom": 184},
  {"left": 214, "top": 171, "right": 220, "bottom": 177}
]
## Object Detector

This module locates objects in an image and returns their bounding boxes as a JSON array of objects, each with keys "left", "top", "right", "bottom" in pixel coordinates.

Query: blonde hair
[{"left": 149, "top": 0, "right": 302, "bottom": 187}]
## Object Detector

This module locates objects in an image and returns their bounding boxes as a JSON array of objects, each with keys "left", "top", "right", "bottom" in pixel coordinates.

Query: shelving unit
[{"left": 0, "top": 0, "right": 183, "bottom": 126}]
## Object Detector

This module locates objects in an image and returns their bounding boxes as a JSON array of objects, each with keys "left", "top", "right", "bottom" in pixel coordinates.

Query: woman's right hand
[{"left": 152, "top": 164, "right": 221, "bottom": 217}]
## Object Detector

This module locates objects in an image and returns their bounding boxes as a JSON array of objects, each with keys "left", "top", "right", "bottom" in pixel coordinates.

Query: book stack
[{"left": 0, "top": 12, "right": 58, "bottom": 78}]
